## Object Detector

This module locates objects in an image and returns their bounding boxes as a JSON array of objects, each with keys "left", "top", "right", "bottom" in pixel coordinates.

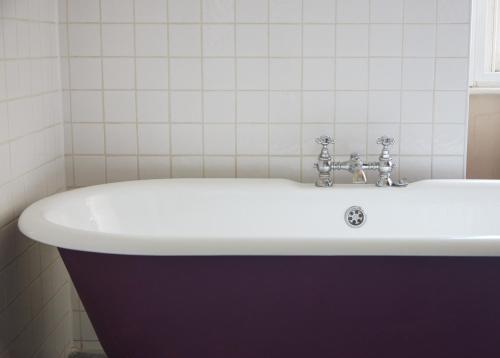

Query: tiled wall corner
[{"left": 0, "top": 0, "right": 72, "bottom": 357}]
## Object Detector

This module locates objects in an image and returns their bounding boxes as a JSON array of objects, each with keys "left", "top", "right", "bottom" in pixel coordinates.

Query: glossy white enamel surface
[{"left": 18, "top": 179, "right": 500, "bottom": 256}]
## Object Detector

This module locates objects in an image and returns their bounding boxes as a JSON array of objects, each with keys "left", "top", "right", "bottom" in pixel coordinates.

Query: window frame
[{"left": 470, "top": 0, "right": 500, "bottom": 87}]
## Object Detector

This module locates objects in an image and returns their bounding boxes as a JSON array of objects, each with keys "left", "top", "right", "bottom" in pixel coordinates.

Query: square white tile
[
  {"left": 139, "top": 156, "right": 170, "bottom": 179},
  {"left": 369, "top": 25, "right": 402, "bottom": 57},
  {"left": 237, "top": 124, "right": 268, "bottom": 154},
  {"left": 102, "top": 58, "right": 135, "bottom": 89},
  {"left": 433, "top": 124, "right": 465, "bottom": 155},
  {"left": 434, "top": 92, "right": 468, "bottom": 123},
  {"left": 303, "top": 59, "right": 335, "bottom": 90},
  {"left": 336, "top": 25, "right": 369, "bottom": 57},
  {"left": 370, "top": 0, "right": 404, "bottom": 23},
  {"left": 134, "top": 0, "right": 168, "bottom": 22},
  {"left": 400, "top": 123, "right": 432, "bottom": 155},
  {"left": 369, "top": 58, "right": 402, "bottom": 90},
  {"left": 270, "top": 0, "right": 302, "bottom": 23},
  {"left": 102, "top": 0, "right": 134, "bottom": 23},
  {"left": 101, "top": 24, "right": 134, "bottom": 57},
  {"left": 437, "top": 0, "right": 470, "bottom": 23},
  {"left": 236, "top": 25, "right": 268, "bottom": 57},
  {"left": 72, "top": 124, "right": 104, "bottom": 155},
  {"left": 71, "top": 91, "right": 103, "bottom": 122},
  {"left": 103, "top": 91, "right": 136, "bottom": 123},
  {"left": 138, "top": 124, "right": 170, "bottom": 155},
  {"left": 403, "top": 25, "right": 436, "bottom": 57},
  {"left": 303, "top": 25, "right": 335, "bottom": 57},
  {"left": 270, "top": 25, "right": 302, "bottom": 57},
  {"left": 105, "top": 124, "right": 138, "bottom": 155},
  {"left": 204, "top": 92, "right": 236, "bottom": 123},
  {"left": 169, "top": 25, "right": 201, "bottom": 57},
  {"left": 336, "top": 58, "right": 369, "bottom": 90},
  {"left": 237, "top": 59, "right": 268, "bottom": 90},
  {"left": 337, "top": 0, "right": 369, "bottom": 23},
  {"left": 435, "top": 58, "right": 469, "bottom": 91},
  {"left": 204, "top": 157, "right": 236, "bottom": 178},
  {"left": 303, "top": 0, "right": 336, "bottom": 23},
  {"left": 269, "top": 92, "right": 301, "bottom": 123},
  {"left": 203, "top": 0, "right": 235, "bottom": 23},
  {"left": 135, "top": 25, "right": 168, "bottom": 56},
  {"left": 368, "top": 92, "right": 400, "bottom": 123},
  {"left": 169, "top": 0, "right": 200, "bottom": 23},
  {"left": 171, "top": 124, "right": 203, "bottom": 155},
  {"left": 401, "top": 91, "right": 434, "bottom": 123},
  {"left": 402, "top": 58, "right": 435, "bottom": 90},
  {"left": 203, "top": 59, "right": 235, "bottom": 90},
  {"left": 107, "top": 156, "right": 138, "bottom": 182},
  {"left": 170, "top": 91, "right": 202, "bottom": 122},
  {"left": 236, "top": 0, "right": 268, "bottom": 22},
  {"left": 68, "top": 24, "right": 100, "bottom": 57},
  {"left": 303, "top": 92, "right": 335, "bottom": 123},
  {"left": 404, "top": 0, "right": 436, "bottom": 23},
  {"left": 204, "top": 124, "right": 236, "bottom": 155},
  {"left": 237, "top": 156, "right": 268, "bottom": 178},
  {"left": 169, "top": 59, "right": 201, "bottom": 90},
  {"left": 237, "top": 91, "right": 268, "bottom": 123},
  {"left": 269, "top": 59, "right": 301, "bottom": 90},
  {"left": 68, "top": 0, "right": 100, "bottom": 22},
  {"left": 137, "top": 91, "right": 169, "bottom": 123},
  {"left": 336, "top": 92, "right": 368, "bottom": 123},
  {"left": 436, "top": 24, "right": 470, "bottom": 58},
  {"left": 203, "top": 25, "right": 235, "bottom": 57}
]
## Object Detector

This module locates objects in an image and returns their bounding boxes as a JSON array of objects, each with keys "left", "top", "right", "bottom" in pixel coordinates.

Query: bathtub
[{"left": 18, "top": 179, "right": 500, "bottom": 358}]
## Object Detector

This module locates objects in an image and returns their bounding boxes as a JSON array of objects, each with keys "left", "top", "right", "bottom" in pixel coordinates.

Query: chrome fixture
[
  {"left": 314, "top": 135, "right": 408, "bottom": 188},
  {"left": 345, "top": 206, "right": 366, "bottom": 228}
]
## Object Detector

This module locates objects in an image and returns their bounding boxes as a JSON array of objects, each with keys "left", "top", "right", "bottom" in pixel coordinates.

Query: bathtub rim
[{"left": 17, "top": 178, "right": 500, "bottom": 257}]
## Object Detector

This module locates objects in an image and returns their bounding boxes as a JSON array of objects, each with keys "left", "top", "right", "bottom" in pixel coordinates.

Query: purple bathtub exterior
[{"left": 60, "top": 248, "right": 500, "bottom": 358}]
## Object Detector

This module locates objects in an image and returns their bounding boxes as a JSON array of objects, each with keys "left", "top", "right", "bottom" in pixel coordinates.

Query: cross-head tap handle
[
  {"left": 376, "top": 136, "right": 394, "bottom": 148},
  {"left": 315, "top": 135, "right": 335, "bottom": 146}
]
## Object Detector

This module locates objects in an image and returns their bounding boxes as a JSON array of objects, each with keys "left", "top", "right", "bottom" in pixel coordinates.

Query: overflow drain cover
[{"left": 345, "top": 206, "right": 366, "bottom": 228}]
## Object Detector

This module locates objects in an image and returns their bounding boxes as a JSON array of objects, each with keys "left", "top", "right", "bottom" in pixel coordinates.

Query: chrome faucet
[{"left": 314, "top": 135, "right": 408, "bottom": 188}]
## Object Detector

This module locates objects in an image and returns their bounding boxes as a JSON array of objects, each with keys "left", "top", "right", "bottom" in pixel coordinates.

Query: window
[{"left": 470, "top": 0, "right": 500, "bottom": 86}]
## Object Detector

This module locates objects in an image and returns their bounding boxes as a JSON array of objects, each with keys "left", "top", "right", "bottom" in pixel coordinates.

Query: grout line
[
  {"left": 132, "top": 0, "right": 140, "bottom": 179},
  {"left": 58, "top": 20, "right": 472, "bottom": 25},
  {"left": 397, "top": 0, "right": 406, "bottom": 179},
  {"left": 199, "top": 0, "right": 205, "bottom": 177},
  {"left": 233, "top": 0, "right": 238, "bottom": 178},
  {"left": 98, "top": 0, "right": 108, "bottom": 184},
  {"left": 430, "top": 0, "right": 439, "bottom": 178},
  {"left": 60, "top": 87, "right": 468, "bottom": 94},
  {"left": 366, "top": 0, "right": 372, "bottom": 160},
  {"left": 299, "top": 0, "right": 304, "bottom": 182},
  {"left": 64, "top": 0, "right": 77, "bottom": 188},
  {"left": 166, "top": 0, "right": 173, "bottom": 178},
  {"left": 267, "top": 0, "right": 271, "bottom": 178},
  {"left": 52, "top": 54, "right": 469, "bottom": 60},
  {"left": 333, "top": 0, "right": 339, "bottom": 157}
]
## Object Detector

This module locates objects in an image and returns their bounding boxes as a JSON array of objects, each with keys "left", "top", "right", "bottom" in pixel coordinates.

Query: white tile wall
[
  {"left": 0, "top": 0, "right": 72, "bottom": 357},
  {"left": 60, "top": 0, "right": 471, "bottom": 188},
  {"left": 58, "top": 0, "right": 471, "bottom": 351}
]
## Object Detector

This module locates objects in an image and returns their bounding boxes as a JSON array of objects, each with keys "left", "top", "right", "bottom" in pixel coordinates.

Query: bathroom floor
[{"left": 69, "top": 353, "right": 106, "bottom": 358}]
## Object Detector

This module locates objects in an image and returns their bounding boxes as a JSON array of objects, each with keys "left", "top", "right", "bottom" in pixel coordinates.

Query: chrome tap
[
  {"left": 314, "top": 135, "right": 408, "bottom": 188},
  {"left": 313, "top": 136, "right": 335, "bottom": 187}
]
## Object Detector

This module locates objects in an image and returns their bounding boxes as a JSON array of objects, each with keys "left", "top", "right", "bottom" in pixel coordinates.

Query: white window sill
[{"left": 469, "top": 87, "right": 500, "bottom": 95}]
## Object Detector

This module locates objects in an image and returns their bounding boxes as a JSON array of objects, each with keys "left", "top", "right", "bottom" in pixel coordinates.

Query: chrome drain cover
[{"left": 345, "top": 206, "right": 366, "bottom": 228}]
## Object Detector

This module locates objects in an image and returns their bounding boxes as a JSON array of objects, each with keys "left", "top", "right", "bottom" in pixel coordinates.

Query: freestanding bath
[{"left": 18, "top": 179, "right": 500, "bottom": 358}]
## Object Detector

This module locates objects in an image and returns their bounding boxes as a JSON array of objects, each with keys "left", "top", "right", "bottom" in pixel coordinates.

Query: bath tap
[{"left": 314, "top": 135, "right": 408, "bottom": 188}]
